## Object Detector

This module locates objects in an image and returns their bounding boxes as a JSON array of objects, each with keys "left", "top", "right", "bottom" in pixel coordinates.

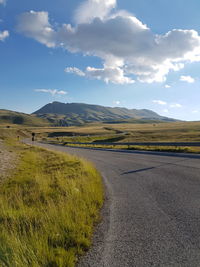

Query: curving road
[{"left": 29, "top": 142, "right": 200, "bottom": 267}]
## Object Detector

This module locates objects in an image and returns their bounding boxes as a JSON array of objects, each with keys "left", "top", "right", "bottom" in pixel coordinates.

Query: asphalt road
[{"left": 29, "top": 142, "right": 200, "bottom": 267}]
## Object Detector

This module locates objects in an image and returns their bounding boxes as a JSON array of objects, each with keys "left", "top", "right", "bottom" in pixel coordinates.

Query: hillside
[
  {"left": 0, "top": 109, "right": 50, "bottom": 127},
  {"left": 33, "top": 102, "right": 175, "bottom": 126}
]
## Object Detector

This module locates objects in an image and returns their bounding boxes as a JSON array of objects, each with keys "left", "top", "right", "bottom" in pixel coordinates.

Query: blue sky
[{"left": 1, "top": 0, "right": 200, "bottom": 120}]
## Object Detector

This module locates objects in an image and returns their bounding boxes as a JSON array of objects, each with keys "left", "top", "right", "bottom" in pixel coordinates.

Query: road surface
[{"left": 29, "top": 142, "right": 200, "bottom": 267}]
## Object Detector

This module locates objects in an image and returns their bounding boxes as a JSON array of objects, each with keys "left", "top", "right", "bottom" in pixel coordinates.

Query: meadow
[
  {"left": 27, "top": 121, "right": 200, "bottom": 141},
  {"left": 0, "top": 129, "right": 104, "bottom": 267},
  {"left": 27, "top": 121, "right": 200, "bottom": 153}
]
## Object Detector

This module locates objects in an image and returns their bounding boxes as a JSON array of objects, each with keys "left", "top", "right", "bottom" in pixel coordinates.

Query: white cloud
[
  {"left": 165, "top": 84, "right": 171, "bottom": 88},
  {"left": 153, "top": 100, "right": 182, "bottom": 110},
  {"left": 55, "top": 90, "right": 67, "bottom": 95},
  {"left": 75, "top": 0, "right": 116, "bottom": 24},
  {"left": 180, "top": 75, "right": 195, "bottom": 83},
  {"left": 0, "top": 0, "right": 8, "bottom": 41},
  {"left": 64, "top": 67, "right": 85, "bottom": 77},
  {"left": 35, "top": 89, "right": 67, "bottom": 96},
  {"left": 17, "top": 1, "right": 200, "bottom": 84},
  {"left": 65, "top": 65, "right": 134, "bottom": 84},
  {"left": 86, "top": 66, "right": 134, "bottom": 84},
  {"left": 0, "top": 30, "right": 9, "bottom": 41},
  {"left": 114, "top": 100, "right": 121, "bottom": 105},
  {"left": 192, "top": 110, "right": 199, "bottom": 114},
  {"left": 170, "top": 103, "right": 182, "bottom": 108},
  {"left": 16, "top": 11, "right": 56, "bottom": 48},
  {"left": 153, "top": 100, "right": 167, "bottom": 105}
]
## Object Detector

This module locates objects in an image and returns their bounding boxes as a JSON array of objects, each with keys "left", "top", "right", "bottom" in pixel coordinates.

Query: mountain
[
  {"left": 0, "top": 109, "right": 50, "bottom": 127},
  {"left": 33, "top": 102, "right": 176, "bottom": 126}
]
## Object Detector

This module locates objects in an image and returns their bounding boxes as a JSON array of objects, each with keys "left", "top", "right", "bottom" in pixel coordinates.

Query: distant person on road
[{"left": 32, "top": 132, "right": 35, "bottom": 142}]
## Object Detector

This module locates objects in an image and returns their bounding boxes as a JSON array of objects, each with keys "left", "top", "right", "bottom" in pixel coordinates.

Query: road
[{"left": 29, "top": 142, "right": 200, "bottom": 267}]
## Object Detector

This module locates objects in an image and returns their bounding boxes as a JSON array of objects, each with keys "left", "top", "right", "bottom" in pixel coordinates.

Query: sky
[{"left": 1, "top": 0, "right": 200, "bottom": 120}]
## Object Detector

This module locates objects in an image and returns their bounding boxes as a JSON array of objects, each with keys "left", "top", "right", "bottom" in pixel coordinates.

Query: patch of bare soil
[{"left": 0, "top": 140, "right": 16, "bottom": 180}]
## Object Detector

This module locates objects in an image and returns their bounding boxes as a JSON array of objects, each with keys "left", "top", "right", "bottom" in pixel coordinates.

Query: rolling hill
[
  {"left": 33, "top": 102, "right": 176, "bottom": 126},
  {"left": 0, "top": 109, "right": 50, "bottom": 127}
]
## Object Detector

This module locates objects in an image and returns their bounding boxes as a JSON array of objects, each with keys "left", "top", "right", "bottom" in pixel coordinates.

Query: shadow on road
[
  {"left": 121, "top": 167, "right": 156, "bottom": 175},
  {"left": 120, "top": 157, "right": 193, "bottom": 175}
]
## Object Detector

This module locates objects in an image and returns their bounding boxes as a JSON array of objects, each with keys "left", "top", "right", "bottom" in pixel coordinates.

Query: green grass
[{"left": 0, "top": 141, "right": 104, "bottom": 267}]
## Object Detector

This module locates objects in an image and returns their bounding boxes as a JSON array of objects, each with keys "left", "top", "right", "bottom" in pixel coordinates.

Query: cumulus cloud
[
  {"left": 35, "top": 89, "right": 67, "bottom": 96},
  {"left": 17, "top": 0, "right": 200, "bottom": 84},
  {"left": 180, "top": 75, "right": 195, "bottom": 83},
  {"left": 65, "top": 66, "right": 134, "bottom": 84},
  {"left": 86, "top": 66, "right": 135, "bottom": 84},
  {"left": 153, "top": 100, "right": 167, "bottom": 105},
  {"left": 165, "top": 84, "right": 171, "bottom": 88},
  {"left": 16, "top": 11, "right": 56, "bottom": 48},
  {"left": 0, "top": 30, "right": 9, "bottom": 41},
  {"left": 75, "top": 0, "right": 116, "bottom": 24}
]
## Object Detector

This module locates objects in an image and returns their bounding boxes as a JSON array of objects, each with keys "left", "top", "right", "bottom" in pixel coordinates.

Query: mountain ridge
[{"left": 33, "top": 102, "right": 176, "bottom": 126}]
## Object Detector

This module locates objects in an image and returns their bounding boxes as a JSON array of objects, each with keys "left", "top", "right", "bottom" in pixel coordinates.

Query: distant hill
[
  {"left": 33, "top": 102, "right": 176, "bottom": 126},
  {"left": 0, "top": 109, "right": 50, "bottom": 127}
]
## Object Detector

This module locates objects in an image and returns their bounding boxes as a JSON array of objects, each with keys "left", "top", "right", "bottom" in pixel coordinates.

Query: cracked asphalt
[{"left": 26, "top": 142, "right": 200, "bottom": 267}]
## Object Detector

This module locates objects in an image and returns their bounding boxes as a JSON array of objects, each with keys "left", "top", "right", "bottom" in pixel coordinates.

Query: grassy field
[
  {"left": 26, "top": 121, "right": 200, "bottom": 153},
  {"left": 28, "top": 121, "right": 200, "bottom": 141},
  {"left": 2, "top": 120, "right": 200, "bottom": 153},
  {"left": 0, "top": 127, "right": 29, "bottom": 141},
  {"left": 0, "top": 132, "right": 104, "bottom": 266}
]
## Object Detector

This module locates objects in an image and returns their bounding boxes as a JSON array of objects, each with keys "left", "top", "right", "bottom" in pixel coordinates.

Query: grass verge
[
  {"left": 64, "top": 143, "right": 200, "bottom": 154},
  {"left": 0, "top": 142, "right": 104, "bottom": 267}
]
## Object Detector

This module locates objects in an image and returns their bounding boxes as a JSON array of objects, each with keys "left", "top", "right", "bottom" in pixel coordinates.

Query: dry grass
[
  {"left": 28, "top": 121, "right": 200, "bottom": 142},
  {"left": 0, "top": 139, "right": 104, "bottom": 267},
  {"left": 32, "top": 121, "right": 200, "bottom": 153}
]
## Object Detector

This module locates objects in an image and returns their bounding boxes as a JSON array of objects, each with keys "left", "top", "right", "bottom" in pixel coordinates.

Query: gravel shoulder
[{"left": 0, "top": 140, "right": 16, "bottom": 180}]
